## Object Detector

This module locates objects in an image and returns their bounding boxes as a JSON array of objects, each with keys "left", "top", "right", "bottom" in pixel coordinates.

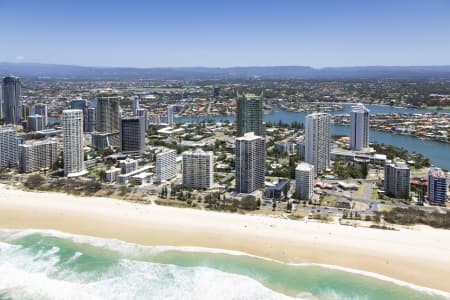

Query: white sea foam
[
  {"left": 1, "top": 228, "right": 449, "bottom": 299},
  {"left": 0, "top": 236, "right": 297, "bottom": 300}
]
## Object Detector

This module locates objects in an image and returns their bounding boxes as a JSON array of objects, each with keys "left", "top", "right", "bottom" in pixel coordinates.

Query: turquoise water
[{"left": 0, "top": 229, "right": 448, "bottom": 300}]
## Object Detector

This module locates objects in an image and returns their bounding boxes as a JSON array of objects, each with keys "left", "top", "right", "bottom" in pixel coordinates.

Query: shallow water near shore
[{"left": 0, "top": 229, "right": 448, "bottom": 300}]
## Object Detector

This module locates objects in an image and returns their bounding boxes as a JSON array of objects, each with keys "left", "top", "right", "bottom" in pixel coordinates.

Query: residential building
[
  {"left": 0, "top": 126, "right": 18, "bottom": 168},
  {"left": 2, "top": 76, "right": 21, "bottom": 124},
  {"left": 305, "top": 112, "right": 330, "bottom": 175},
  {"left": 27, "top": 114, "right": 45, "bottom": 132},
  {"left": 350, "top": 103, "right": 370, "bottom": 151},
  {"left": 266, "top": 179, "right": 290, "bottom": 200},
  {"left": 428, "top": 167, "right": 447, "bottom": 206},
  {"left": 136, "top": 108, "right": 149, "bottom": 131},
  {"left": 87, "top": 107, "right": 96, "bottom": 132},
  {"left": 33, "top": 103, "right": 48, "bottom": 126},
  {"left": 70, "top": 99, "right": 89, "bottom": 132},
  {"left": 94, "top": 90, "right": 121, "bottom": 148},
  {"left": 121, "top": 116, "right": 145, "bottom": 155},
  {"left": 235, "top": 132, "right": 265, "bottom": 193},
  {"left": 167, "top": 105, "right": 175, "bottom": 126},
  {"left": 236, "top": 93, "right": 264, "bottom": 137},
  {"left": 63, "top": 109, "right": 85, "bottom": 177},
  {"left": 21, "top": 104, "right": 30, "bottom": 122},
  {"left": 156, "top": 149, "right": 177, "bottom": 182},
  {"left": 104, "top": 167, "right": 121, "bottom": 183},
  {"left": 132, "top": 96, "right": 140, "bottom": 115},
  {"left": 295, "top": 163, "right": 314, "bottom": 200},
  {"left": 384, "top": 161, "right": 410, "bottom": 199},
  {"left": 120, "top": 159, "right": 139, "bottom": 174},
  {"left": 18, "top": 139, "right": 57, "bottom": 173},
  {"left": 182, "top": 149, "right": 214, "bottom": 189}
]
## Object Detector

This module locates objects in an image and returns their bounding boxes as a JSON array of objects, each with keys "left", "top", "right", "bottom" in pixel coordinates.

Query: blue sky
[{"left": 1, "top": 0, "right": 450, "bottom": 67}]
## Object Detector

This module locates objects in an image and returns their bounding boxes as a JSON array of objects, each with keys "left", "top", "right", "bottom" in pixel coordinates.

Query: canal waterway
[{"left": 176, "top": 104, "right": 450, "bottom": 169}]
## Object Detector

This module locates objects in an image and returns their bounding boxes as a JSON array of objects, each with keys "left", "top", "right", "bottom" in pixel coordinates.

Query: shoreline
[{"left": 1, "top": 185, "right": 450, "bottom": 293}]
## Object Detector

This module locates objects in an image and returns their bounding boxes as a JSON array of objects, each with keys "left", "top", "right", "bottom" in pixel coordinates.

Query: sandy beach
[{"left": 0, "top": 184, "right": 449, "bottom": 293}]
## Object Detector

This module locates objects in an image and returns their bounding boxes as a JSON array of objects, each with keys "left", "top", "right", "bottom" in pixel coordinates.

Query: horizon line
[{"left": 2, "top": 61, "right": 450, "bottom": 70}]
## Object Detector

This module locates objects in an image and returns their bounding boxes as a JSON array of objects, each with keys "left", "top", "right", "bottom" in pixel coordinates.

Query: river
[{"left": 175, "top": 104, "right": 450, "bottom": 170}]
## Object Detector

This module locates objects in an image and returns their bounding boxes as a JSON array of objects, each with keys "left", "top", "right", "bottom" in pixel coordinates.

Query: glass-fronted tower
[{"left": 236, "top": 93, "right": 264, "bottom": 137}]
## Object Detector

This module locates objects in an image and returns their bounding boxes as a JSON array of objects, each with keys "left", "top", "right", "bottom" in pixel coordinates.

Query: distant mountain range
[{"left": 1, "top": 62, "right": 450, "bottom": 80}]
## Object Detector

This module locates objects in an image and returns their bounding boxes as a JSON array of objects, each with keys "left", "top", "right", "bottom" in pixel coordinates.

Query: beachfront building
[
  {"left": 350, "top": 103, "right": 370, "bottom": 151},
  {"left": 120, "top": 159, "right": 139, "bottom": 174},
  {"left": 182, "top": 149, "right": 214, "bottom": 189},
  {"left": 428, "top": 167, "right": 447, "bottom": 206},
  {"left": 305, "top": 112, "right": 330, "bottom": 175},
  {"left": 18, "top": 139, "right": 58, "bottom": 173},
  {"left": 93, "top": 90, "right": 121, "bottom": 148},
  {"left": 295, "top": 162, "right": 314, "bottom": 200},
  {"left": 121, "top": 116, "right": 145, "bottom": 155},
  {"left": 2, "top": 76, "right": 21, "bottom": 124},
  {"left": 27, "top": 114, "right": 45, "bottom": 132},
  {"left": 384, "top": 161, "right": 410, "bottom": 199},
  {"left": 266, "top": 179, "right": 290, "bottom": 200},
  {"left": 156, "top": 149, "right": 177, "bottom": 182},
  {"left": 236, "top": 93, "right": 264, "bottom": 137},
  {"left": 63, "top": 109, "right": 85, "bottom": 177},
  {"left": 235, "top": 132, "right": 265, "bottom": 194},
  {"left": 33, "top": 103, "right": 48, "bottom": 126},
  {"left": 0, "top": 126, "right": 18, "bottom": 169}
]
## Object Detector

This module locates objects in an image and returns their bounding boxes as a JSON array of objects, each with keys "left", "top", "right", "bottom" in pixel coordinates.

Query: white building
[
  {"left": 350, "top": 103, "right": 370, "bottom": 151},
  {"left": 235, "top": 132, "right": 265, "bottom": 194},
  {"left": 63, "top": 109, "right": 85, "bottom": 177},
  {"left": 295, "top": 162, "right": 314, "bottom": 200},
  {"left": 0, "top": 126, "right": 18, "bottom": 168},
  {"left": 156, "top": 149, "right": 177, "bottom": 182},
  {"left": 104, "top": 167, "right": 121, "bottom": 183},
  {"left": 384, "top": 160, "right": 410, "bottom": 199},
  {"left": 120, "top": 159, "right": 139, "bottom": 174},
  {"left": 182, "top": 149, "right": 214, "bottom": 189},
  {"left": 167, "top": 105, "right": 175, "bottom": 126},
  {"left": 18, "top": 139, "right": 57, "bottom": 173},
  {"left": 305, "top": 112, "right": 330, "bottom": 175}
]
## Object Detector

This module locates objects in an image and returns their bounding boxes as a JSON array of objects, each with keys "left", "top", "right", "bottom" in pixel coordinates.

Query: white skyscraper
[
  {"left": 295, "top": 162, "right": 314, "bottom": 200},
  {"left": 305, "top": 112, "right": 330, "bottom": 175},
  {"left": 167, "top": 105, "right": 175, "bottom": 126},
  {"left": 350, "top": 103, "right": 370, "bottom": 151},
  {"left": 63, "top": 109, "right": 85, "bottom": 177},
  {"left": 0, "top": 126, "right": 18, "bottom": 169},
  {"left": 156, "top": 149, "right": 177, "bottom": 182},
  {"left": 182, "top": 149, "right": 214, "bottom": 189},
  {"left": 235, "top": 132, "right": 265, "bottom": 194}
]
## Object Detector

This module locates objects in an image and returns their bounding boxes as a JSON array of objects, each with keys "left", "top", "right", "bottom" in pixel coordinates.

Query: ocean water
[{"left": 0, "top": 229, "right": 448, "bottom": 300}]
